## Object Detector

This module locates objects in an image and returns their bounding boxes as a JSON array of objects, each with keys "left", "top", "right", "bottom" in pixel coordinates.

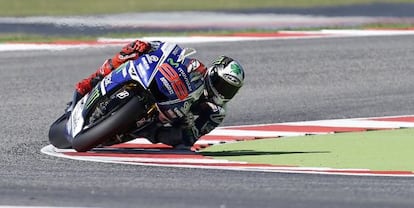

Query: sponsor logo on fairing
[
  {"left": 160, "top": 77, "right": 174, "bottom": 95},
  {"left": 102, "top": 74, "right": 113, "bottom": 87},
  {"left": 128, "top": 63, "right": 140, "bottom": 82},
  {"left": 158, "top": 63, "right": 189, "bottom": 100},
  {"left": 116, "top": 90, "right": 130, "bottom": 99},
  {"left": 121, "top": 65, "right": 128, "bottom": 78},
  {"left": 167, "top": 58, "right": 179, "bottom": 68},
  {"left": 69, "top": 96, "right": 88, "bottom": 137},
  {"left": 85, "top": 88, "right": 100, "bottom": 109},
  {"left": 172, "top": 47, "right": 180, "bottom": 55},
  {"left": 178, "top": 68, "right": 192, "bottom": 91},
  {"left": 144, "top": 54, "right": 159, "bottom": 64},
  {"left": 141, "top": 58, "right": 150, "bottom": 70},
  {"left": 138, "top": 64, "right": 146, "bottom": 74}
]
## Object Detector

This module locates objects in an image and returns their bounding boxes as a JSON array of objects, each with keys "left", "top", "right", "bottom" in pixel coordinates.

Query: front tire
[
  {"left": 48, "top": 113, "right": 72, "bottom": 149},
  {"left": 72, "top": 96, "right": 145, "bottom": 152}
]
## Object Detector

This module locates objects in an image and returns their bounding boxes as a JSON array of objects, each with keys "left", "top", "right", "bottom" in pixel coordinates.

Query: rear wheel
[{"left": 72, "top": 96, "right": 145, "bottom": 152}]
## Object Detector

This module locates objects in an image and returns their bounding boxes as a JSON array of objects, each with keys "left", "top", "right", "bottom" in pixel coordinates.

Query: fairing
[{"left": 66, "top": 42, "right": 205, "bottom": 138}]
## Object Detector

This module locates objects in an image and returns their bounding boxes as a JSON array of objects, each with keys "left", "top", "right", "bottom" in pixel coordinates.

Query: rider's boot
[
  {"left": 73, "top": 40, "right": 151, "bottom": 96},
  {"left": 66, "top": 58, "right": 115, "bottom": 115},
  {"left": 75, "top": 60, "right": 113, "bottom": 96},
  {"left": 68, "top": 39, "right": 152, "bottom": 105}
]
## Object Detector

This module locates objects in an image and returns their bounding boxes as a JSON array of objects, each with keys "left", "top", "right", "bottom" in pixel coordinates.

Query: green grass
[
  {"left": 0, "top": 33, "right": 98, "bottom": 43},
  {"left": 202, "top": 128, "right": 414, "bottom": 171},
  {"left": 1, "top": 0, "right": 414, "bottom": 17}
]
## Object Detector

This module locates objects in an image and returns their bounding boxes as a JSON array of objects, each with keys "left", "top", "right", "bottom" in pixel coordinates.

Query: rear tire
[{"left": 72, "top": 96, "right": 145, "bottom": 152}]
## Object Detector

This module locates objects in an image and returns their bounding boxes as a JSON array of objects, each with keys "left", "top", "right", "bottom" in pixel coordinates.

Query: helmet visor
[{"left": 210, "top": 73, "right": 239, "bottom": 100}]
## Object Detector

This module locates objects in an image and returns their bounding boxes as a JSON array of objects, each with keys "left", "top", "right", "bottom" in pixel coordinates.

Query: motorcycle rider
[{"left": 73, "top": 40, "right": 245, "bottom": 149}]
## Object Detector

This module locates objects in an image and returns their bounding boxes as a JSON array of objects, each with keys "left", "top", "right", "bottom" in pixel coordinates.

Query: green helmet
[{"left": 206, "top": 56, "right": 245, "bottom": 105}]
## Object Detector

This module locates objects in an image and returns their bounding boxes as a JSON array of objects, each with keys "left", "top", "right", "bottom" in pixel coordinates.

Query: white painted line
[
  {"left": 284, "top": 119, "right": 414, "bottom": 128},
  {"left": 2, "top": 29, "right": 414, "bottom": 52},
  {"left": 99, "top": 36, "right": 280, "bottom": 44},
  {"left": 208, "top": 129, "right": 320, "bottom": 137},
  {"left": 0, "top": 43, "right": 119, "bottom": 52},
  {"left": 321, "top": 29, "right": 414, "bottom": 36},
  {"left": 0, "top": 206, "right": 93, "bottom": 208},
  {"left": 217, "top": 114, "right": 414, "bottom": 129}
]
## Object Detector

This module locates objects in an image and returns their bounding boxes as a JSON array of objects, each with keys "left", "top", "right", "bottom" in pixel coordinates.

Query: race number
[{"left": 158, "top": 63, "right": 189, "bottom": 100}]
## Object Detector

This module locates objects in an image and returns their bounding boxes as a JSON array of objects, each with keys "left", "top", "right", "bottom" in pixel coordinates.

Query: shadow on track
[{"left": 201, "top": 150, "right": 330, "bottom": 157}]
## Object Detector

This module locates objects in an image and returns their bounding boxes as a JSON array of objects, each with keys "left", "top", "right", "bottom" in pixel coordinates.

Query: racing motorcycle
[{"left": 48, "top": 42, "right": 205, "bottom": 152}]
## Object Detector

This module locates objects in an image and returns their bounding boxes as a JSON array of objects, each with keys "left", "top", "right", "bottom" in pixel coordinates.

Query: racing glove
[
  {"left": 194, "top": 102, "right": 226, "bottom": 136},
  {"left": 112, "top": 40, "right": 150, "bottom": 67},
  {"left": 180, "top": 102, "right": 226, "bottom": 147}
]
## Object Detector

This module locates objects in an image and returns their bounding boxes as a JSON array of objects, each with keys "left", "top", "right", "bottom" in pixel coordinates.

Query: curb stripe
[
  {"left": 41, "top": 115, "right": 414, "bottom": 177},
  {"left": 369, "top": 116, "right": 414, "bottom": 122},
  {"left": 223, "top": 125, "right": 378, "bottom": 133}
]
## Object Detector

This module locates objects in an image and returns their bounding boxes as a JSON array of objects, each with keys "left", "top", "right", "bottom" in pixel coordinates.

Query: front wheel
[
  {"left": 48, "top": 113, "right": 72, "bottom": 149},
  {"left": 72, "top": 96, "right": 145, "bottom": 152}
]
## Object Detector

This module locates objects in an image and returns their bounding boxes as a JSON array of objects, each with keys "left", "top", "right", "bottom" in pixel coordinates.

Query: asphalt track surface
[{"left": 1, "top": 35, "right": 414, "bottom": 207}]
